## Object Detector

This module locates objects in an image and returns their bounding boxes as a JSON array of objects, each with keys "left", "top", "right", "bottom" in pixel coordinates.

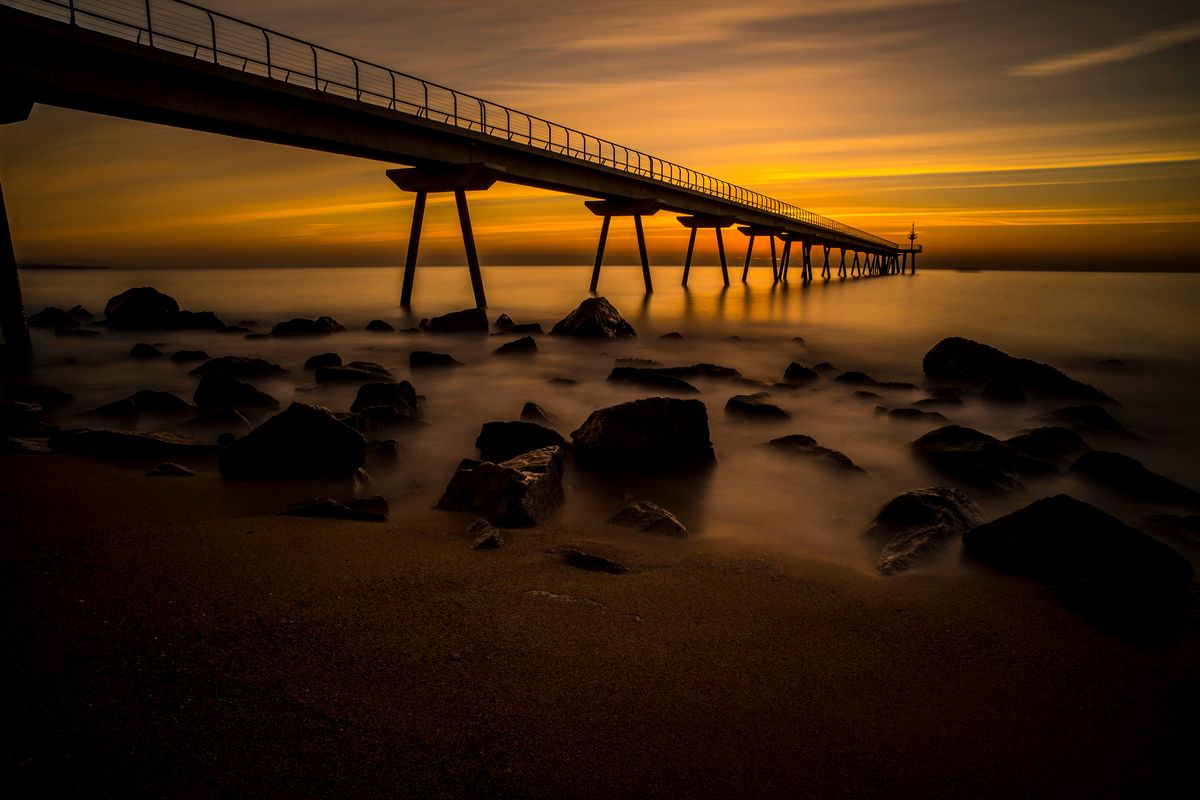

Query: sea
[{"left": 16, "top": 265, "right": 1200, "bottom": 571}]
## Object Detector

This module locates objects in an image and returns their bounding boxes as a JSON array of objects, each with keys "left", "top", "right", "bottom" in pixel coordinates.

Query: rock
[
  {"left": 834, "top": 371, "right": 874, "bottom": 385},
  {"left": 315, "top": 362, "right": 395, "bottom": 383},
  {"left": 2, "top": 386, "right": 73, "bottom": 409},
  {"left": 1005, "top": 427, "right": 1090, "bottom": 464},
  {"left": 270, "top": 316, "right": 346, "bottom": 336},
  {"left": 607, "top": 367, "right": 699, "bottom": 394},
  {"left": 1096, "top": 358, "right": 1125, "bottom": 369},
  {"left": 888, "top": 408, "right": 948, "bottom": 423},
  {"left": 128, "top": 343, "right": 163, "bottom": 359},
  {"left": 193, "top": 372, "right": 279, "bottom": 412},
  {"left": 351, "top": 381, "right": 420, "bottom": 417},
  {"left": 436, "top": 446, "right": 564, "bottom": 526},
  {"left": 726, "top": 393, "right": 791, "bottom": 420},
  {"left": 813, "top": 362, "right": 837, "bottom": 373},
  {"left": 28, "top": 306, "right": 76, "bottom": 328},
  {"left": 923, "top": 337, "right": 1113, "bottom": 401},
  {"left": 278, "top": 496, "right": 389, "bottom": 522},
  {"left": 505, "top": 322, "right": 544, "bottom": 334},
  {"left": 982, "top": 379, "right": 1026, "bottom": 404},
  {"left": 494, "top": 313, "right": 515, "bottom": 331},
  {"left": 475, "top": 420, "right": 568, "bottom": 462},
  {"left": 963, "top": 494, "right": 1194, "bottom": 619},
  {"left": 179, "top": 408, "right": 251, "bottom": 431},
  {"left": 469, "top": 519, "right": 505, "bottom": 549},
  {"left": 67, "top": 305, "right": 93, "bottom": 322},
  {"left": 220, "top": 403, "right": 366, "bottom": 481},
  {"left": 550, "top": 297, "right": 635, "bottom": 338},
  {"left": 911, "top": 425, "right": 1057, "bottom": 489},
  {"left": 768, "top": 434, "right": 863, "bottom": 472},
  {"left": 244, "top": 333, "right": 270, "bottom": 341},
  {"left": 177, "top": 311, "right": 224, "bottom": 330},
  {"left": 1071, "top": 451, "right": 1200, "bottom": 508},
  {"left": 217, "top": 325, "right": 252, "bottom": 335},
  {"left": 1035, "top": 405, "right": 1125, "bottom": 434},
  {"left": 365, "top": 319, "right": 395, "bottom": 332},
  {"left": 547, "top": 377, "right": 578, "bottom": 386},
  {"left": 616, "top": 358, "right": 662, "bottom": 368},
  {"left": 658, "top": 331, "right": 684, "bottom": 340},
  {"left": 169, "top": 350, "right": 209, "bottom": 364},
  {"left": 420, "top": 307, "right": 488, "bottom": 333},
  {"left": 783, "top": 362, "right": 818, "bottom": 383},
  {"left": 55, "top": 327, "right": 99, "bottom": 337},
  {"left": 912, "top": 397, "right": 962, "bottom": 409},
  {"left": 792, "top": 336, "right": 806, "bottom": 345},
  {"left": 520, "top": 402, "right": 555, "bottom": 424},
  {"left": 608, "top": 501, "right": 687, "bottom": 537},
  {"left": 572, "top": 397, "right": 714, "bottom": 468},
  {"left": 365, "top": 438, "right": 401, "bottom": 465},
  {"left": 190, "top": 356, "right": 285, "bottom": 379},
  {"left": 852, "top": 390, "right": 881, "bottom": 400},
  {"left": 0, "top": 401, "right": 56, "bottom": 437},
  {"left": 550, "top": 548, "right": 628, "bottom": 574},
  {"left": 146, "top": 462, "right": 195, "bottom": 477},
  {"left": 866, "top": 487, "right": 980, "bottom": 575},
  {"left": 83, "top": 390, "right": 194, "bottom": 418},
  {"left": 50, "top": 429, "right": 216, "bottom": 459},
  {"left": 656, "top": 363, "right": 743, "bottom": 380},
  {"left": 0, "top": 437, "right": 53, "bottom": 454},
  {"left": 304, "top": 352, "right": 341, "bottom": 370},
  {"left": 410, "top": 351, "right": 462, "bottom": 369},
  {"left": 495, "top": 336, "right": 537, "bottom": 355},
  {"left": 343, "top": 405, "right": 425, "bottom": 436},
  {"left": 103, "top": 287, "right": 179, "bottom": 330}
]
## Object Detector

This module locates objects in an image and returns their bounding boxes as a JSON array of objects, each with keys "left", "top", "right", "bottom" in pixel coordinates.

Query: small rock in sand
[
  {"left": 469, "top": 519, "right": 505, "bottom": 549},
  {"left": 270, "top": 316, "right": 346, "bottom": 337},
  {"left": 190, "top": 356, "right": 285, "bottom": 379},
  {"left": 783, "top": 362, "right": 818, "bottom": 383},
  {"left": 866, "top": 487, "right": 980, "bottom": 575},
  {"left": 436, "top": 446, "right": 564, "bottom": 527},
  {"left": 277, "top": 496, "right": 389, "bottom": 522},
  {"left": 572, "top": 397, "right": 713, "bottom": 468},
  {"left": 220, "top": 402, "right": 366, "bottom": 481},
  {"left": 608, "top": 501, "right": 687, "bottom": 537}
]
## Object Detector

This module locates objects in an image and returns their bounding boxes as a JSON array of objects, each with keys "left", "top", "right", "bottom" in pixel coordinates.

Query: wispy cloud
[{"left": 1011, "top": 18, "right": 1200, "bottom": 77}]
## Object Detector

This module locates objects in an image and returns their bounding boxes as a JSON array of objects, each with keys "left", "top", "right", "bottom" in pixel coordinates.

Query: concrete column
[
  {"left": 838, "top": 248, "right": 846, "bottom": 278},
  {"left": 821, "top": 245, "right": 831, "bottom": 280},
  {"left": 399, "top": 190, "right": 427, "bottom": 308},
  {"left": 741, "top": 235, "right": 755, "bottom": 283},
  {"left": 715, "top": 227, "right": 729, "bottom": 287},
  {"left": 634, "top": 214, "right": 652, "bottom": 293},
  {"left": 681, "top": 227, "right": 697, "bottom": 287},
  {"left": 590, "top": 215, "right": 611, "bottom": 293},
  {"left": 0, "top": 176, "right": 31, "bottom": 357},
  {"left": 454, "top": 188, "right": 487, "bottom": 308},
  {"left": 769, "top": 236, "right": 778, "bottom": 283}
]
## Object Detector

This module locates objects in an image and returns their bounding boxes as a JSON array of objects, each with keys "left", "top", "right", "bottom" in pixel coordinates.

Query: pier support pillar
[
  {"left": 741, "top": 234, "right": 755, "bottom": 283},
  {"left": 388, "top": 164, "right": 501, "bottom": 309},
  {"left": 911, "top": 251, "right": 917, "bottom": 275},
  {"left": 585, "top": 199, "right": 660, "bottom": 293},
  {"left": 677, "top": 215, "right": 736, "bottom": 288},
  {"left": 801, "top": 242, "right": 812, "bottom": 282},
  {"left": 770, "top": 236, "right": 779, "bottom": 282},
  {"left": 738, "top": 226, "right": 781, "bottom": 284},
  {"left": 780, "top": 240, "right": 793, "bottom": 282},
  {"left": 0, "top": 175, "right": 32, "bottom": 359},
  {"left": 821, "top": 245, "right": 831, "bottom": 280},
  {"left": 901, "top": 252, "right": 907, "bottom": 274},
  {"left": 838, "top": 248, "right": 846, "bottom": 278},
  {"left": 852, "top": 251, "right": 860, "bottom": 276}
]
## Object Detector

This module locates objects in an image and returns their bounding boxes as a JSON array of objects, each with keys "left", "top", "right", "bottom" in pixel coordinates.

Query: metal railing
[{"left": 5, "top": 0, "right": 900, "bottom": 250}]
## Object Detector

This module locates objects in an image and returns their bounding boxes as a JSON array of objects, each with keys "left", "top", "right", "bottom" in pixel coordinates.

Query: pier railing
[{"left": 4, "top": 0, "right": 900, "bottom": 250}]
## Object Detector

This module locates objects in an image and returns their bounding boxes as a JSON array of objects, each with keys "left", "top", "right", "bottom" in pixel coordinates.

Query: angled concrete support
[
  {"left": 852, "top": 251, "right": 860, "bottom": 276},
  {"left": 901, "top": 252, "right": 908, "bottom": 274},
  {"left": 741, "top": 234, "right": 755, "bottom": 283},
  {"left": 682, "top": 227, "right": 697, "bottom": 286},
  {"left": 634, "top": 214, "right": 652, "bottom": 293},
  {"left": 770, "top": 236, "right": 779, "bottom": 282},
  {"left": 801, "top": 242, "right": 812, "bottom": 282},
  {"left": 821, "top": 245, "right": 831, "bottom": 280},
  {"left": 911, "top": 251, "right": 917, "bottom": 275},
  {"left": 678, "top": 215, "right": 735, "bottom": 287},
  {"left": 586, "top": 199, "right": 659, "bottom": 293},
  {"left": 454, "top": 189, "right": 487, "bottom": 308},
  {"left": 838, "top": 248, "right": 846, "bottom": 278},
  {"left": 591, "top": 215, "right": 611, "bottom": 293},
  {"left": 399, "top": 190, "right": 426, "bottom": 308},
  {"left": 0, "top": 175, "right": 31, "bottom": 357},
  {"left": 715, "top": 226, "right": 729, "bottom": 287},
  {"left": 780, "top": 239, "right": 793, "bottom": 282}
]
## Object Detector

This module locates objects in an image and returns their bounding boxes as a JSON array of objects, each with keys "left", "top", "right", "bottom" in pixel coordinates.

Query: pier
[{"left": 0, "top": 0, "right": 915, "bottom": 355}]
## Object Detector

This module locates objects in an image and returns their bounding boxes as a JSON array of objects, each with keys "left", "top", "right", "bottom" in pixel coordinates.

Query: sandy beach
[{"left": 4, "top": 449, "right": 1197, "bottom": 798}]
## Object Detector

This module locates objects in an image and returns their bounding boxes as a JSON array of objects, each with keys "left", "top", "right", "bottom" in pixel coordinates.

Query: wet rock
[
  {"left": 1005, "top": 427, "right": 1090, "bottom": 464},
  {"left": 220, "top": 402, "right": 366, "bottom": 481},
  {"left": 469, "top": 518, "right": 505, "bottom": 549},
  {"left": 834, "top": 371, "right": 874, "bottom": 385},
  {"left": 278, "top": 496, "right": 389, "bottom": 522},
  {"left": 343, "top": 405, "right": 425, "bottom": 436},
  {"left": 2, "top": 385, "right": 73, "bottom": 409},
  {"left": 813, "top": 362, "right": 837, "bottom": 373},
  {"left": 351, "top": 381, "right": 420, "bottom": 417},
  {"left": 315, "top": 362, "right": 395, "bottom": 383},
  {"left": 1035, "top": 405, "right": 1126, "bottom": 435},
  {"left": 1072, "top": 451, "right": 1200, "bottom": 508},
  {"left": 494, "top": 313, "right": 515, "bottom": 331},
  {"left": 169, "top": 349, "right": 209, "bottom": 364},
  {"left": 190, "top": 356, "right": 285, "bottom": 379},
  {"left": 365, "top": 319, "right": 395, "bottom": 332},
  {"left": 963, "top": 494, "right": 1194, "bottom": 619},
  {"left": 792, "top": 336, "right": 806, "bottom": 345},
  {"left": 50, "top": 429, "right": 216, "bottom": 459},
  {"left": 887, "top": 407, "right": 948, "bottom": 423},
  {"left": 495, "top": 336, "right": 537, "bottom": 355},
  {"left": 506, "top": 322, "right": 544, "bottom": 334},
  {"left": 547, "top": 377, "right": 578, "bottom": 386},
  {"left": 572, "top": 397, "right": 714, "bottom": 468},
  {"left": 982, "top": 379, "right": 1026, "bottom": 404},
  {"left": 911, "top": 425, "right": 1057, "bottom": 489},
  {"left": 726, "top": 393, "right": 791, "bottom": 420},
  {"left": 304, "top": 352, "right": 341, "bottom": 370},
  {"left": 128, "top": 343, "right": 163, "bottom": 359},
  {"left": 852, "top": 390, "right": 881, "bottom": 400},
  {"left": 768, "top": 434, "right": 863, "bottom": 472},
  {"left": 1096, "top": 358, "right": 1126, "bottom": 369},
  {"left": 475, "top": 420, "right": 568, "bottom": 462},
  {"left": 550, "top": 297, "right": 636, "bottom": 338},
  {"left": 658, "top": 331, "right": 684, "bottom": 340},
  {"left": 83, "top": 390, "right": 194, "bottom": 419},
  {"left": 193, "top": 372, "right": 279, "bottom": 412},
  {"left": 179, "top": 408, "right": 251, "bottom": 432},
  {"left": 55, "top": 327, "right": 99, "bottom": 337},
  {"left": 866, "top": 487, "right": 980, "bottom": 575},
  {"left": 270, "top": 316, "right": 346, "bottom": 337},
  {"left": 0, "top": 401, "right": 56, "bottom": 437},
  {"left": 520, "top": 402, "right": 555, "bottom": 424},
  {"left": 607, "top": 367, "right": 699, "bottom": 394},
  {"left": 67, "top": 305, "right": 93, "bottom": 323},
  {"left": 420, "top": 307, "right": 488, "bottom": 333},
  {"left": 28, "top": 306, "right": 76, "bottom": 328},
  {"left": 436, "top": 445, "right": 565, "bottom": 526},
  {"left": 410, "top": 351, "right": 463, "bottom": 369},
  {"left": 608, "top": 501, "right": 688, "bottom": 537},
  {"left": 550, "top": 548, "right": 628, "bottom": 574},
  {"left": 783, "top": 362, "right": 818, "bottom": 383},
  {"left": 923, "top": 337, "right": 1113, "bottom": 401},
  {"left": 146, "top": 462, "right": 195, "bottom": 477},
  {"left": 103, "top": 287, "right": 178, "bottom": 330}
]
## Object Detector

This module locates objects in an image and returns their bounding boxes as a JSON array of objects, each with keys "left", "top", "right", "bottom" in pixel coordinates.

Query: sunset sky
[{"left": 2, "top": 0, "right": 1198, "bottom": 269}]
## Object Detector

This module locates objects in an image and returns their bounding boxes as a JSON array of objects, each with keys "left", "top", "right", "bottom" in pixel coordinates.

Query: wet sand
[{"left": 4, "top": 453, "right": 1197, "bottom": 799}]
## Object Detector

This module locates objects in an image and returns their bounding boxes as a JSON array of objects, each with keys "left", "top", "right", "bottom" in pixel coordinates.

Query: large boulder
[
  {"left": 193, "top": 372, "right": 279, "bottom": 412},
  {"left": 475, "top": 420, "right": 568, "bottom": 462},
  {"left": 550, "top": 297, "right": 635, "bottom": 338},
  {"left": 420, "top": 307, "right": 489, "bottom": 333},
  {"left": 103, "top": 287, "right": 180, "bottom": 330},
  {"left": 783, "top": 362, "right": 818, "bottom": 383},
  {"left": 304, "top": 352, "right": 341, "bottom": 370},
  {"left": 190, "top": 356, "right": 286, "bottom": 379},
  {"left": 571, "top": 397, "right": 713, "bottom": 468},
  {"left": 270, "top": 316, "right": 346, "bottom": 337},
  {"left": 911, "top": 425, "right": 1056, "bottom": 489},
  {"left": 436, "top": 446, "right": 564, "bottom": 526},
  {"left": 866, "top": 488, "right": 980, "bottom": 575},
  {"left": 350, "top": 381, "right": 420, "bottom": 417},
  {"left": 963, "top": 494, "right": 1194, "bottom": 619},
  {"left": 1071, "top": 451, "right": 1200, "bottom": 508},
  {"left": 220, "top": 403, "right": 366, "bottom": 480},
  {"left": 768, "top": 434, "right": 863, "bottom": 472},
  {"left": 923, "top": 337, "right": 1112, "bottom": 401}
]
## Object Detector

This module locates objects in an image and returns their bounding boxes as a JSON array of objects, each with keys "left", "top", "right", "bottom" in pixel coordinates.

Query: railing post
[
  {"left": 353, "top": 60, "right": 360, "bottom": 99},
  {"left": 208, "top": 11, "right": 217, "bottom": 63},
  {"left": 68, "top": 0, "right": 76, "bottom": 25},
  {"left": 311, "top": 45, "right": 319, "bottom": 89},
  {"left": 262, "top": 29, "right": 271, "bottom": 78},
  {"left": 144, "top": 0, "right": 154, "bottom": 46}
]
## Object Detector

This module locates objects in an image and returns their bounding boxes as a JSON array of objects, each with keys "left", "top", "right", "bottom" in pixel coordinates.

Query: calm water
[{"left": 17, "top": 266, "right": 1200, "bottom": 570}]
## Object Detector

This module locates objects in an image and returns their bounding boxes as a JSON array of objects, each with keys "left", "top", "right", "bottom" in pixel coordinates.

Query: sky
[{"left": 2, "top": 0, "right": 1199, "bottom": 270}]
